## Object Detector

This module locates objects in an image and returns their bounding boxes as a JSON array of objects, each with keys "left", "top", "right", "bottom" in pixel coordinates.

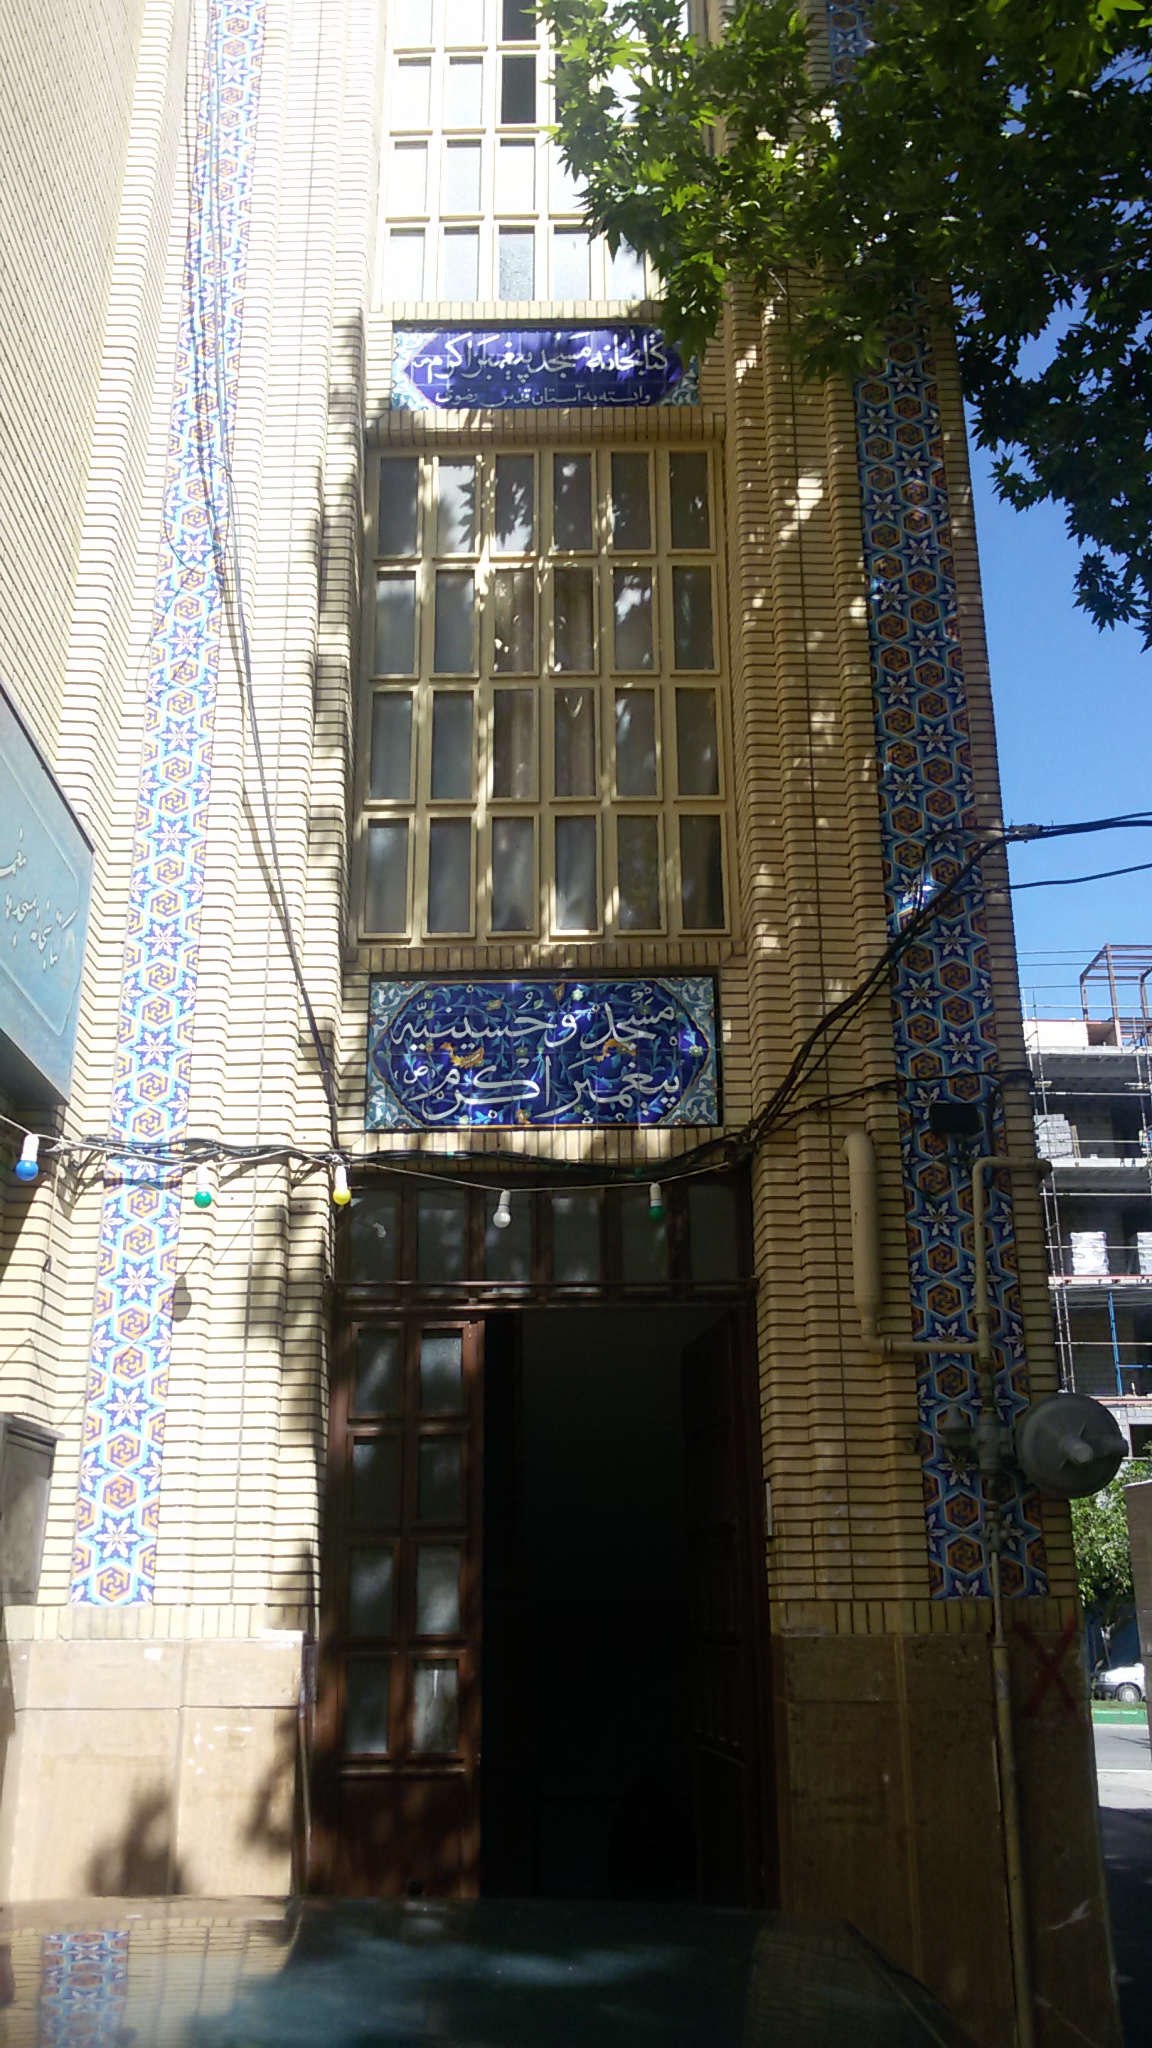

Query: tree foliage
[
  {"left": 1070, "top": 1457, "right": 1152, "bottom": 1637},
  {"left": 540, "top": 0, "right": 1152, "bottom": 640}
]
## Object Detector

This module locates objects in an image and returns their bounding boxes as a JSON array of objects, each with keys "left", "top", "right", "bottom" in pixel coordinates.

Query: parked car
[{"left": 1095, "top": 1661, "right": 1146, "bottom": 1702}]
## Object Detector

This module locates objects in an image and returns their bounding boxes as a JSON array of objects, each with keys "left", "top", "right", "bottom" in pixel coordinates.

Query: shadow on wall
[{"left": 85, "top": 1785, "right": 190, "bottom": 1897}]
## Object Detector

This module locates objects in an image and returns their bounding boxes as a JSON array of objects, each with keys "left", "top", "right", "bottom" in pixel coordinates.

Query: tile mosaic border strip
[{"left": 38, "top": 1931, "right": 129, "bottom": 2048}]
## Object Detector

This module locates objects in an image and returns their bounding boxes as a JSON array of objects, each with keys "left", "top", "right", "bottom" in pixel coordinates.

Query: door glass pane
[
  {"left": 379, "top": 458, "right": 419, "bottom": 556},
  {"left": 419, "top": 1328, "right": 465, "bottom": 1406},
  {"left": 555, "top": 816, "right": 597, "bottom": 931},
  {"left": 416, "top": 1544, "right": 462, "bottom": 1634},
  {"left": 446, "top": 0, "right": 483, "bottom": 38},
  {"left": 502, "top": 0, "right": 535, "bottom": 36},
  {"left": 395, "top": 0, "right": 431, "bottom": 42},
  {"left": 615, "top": 690, "right": 656, "bottom": 795},
  {"left": 344, "top": 1659, "right": 391, "bottom": 1753},
  {"left": 485, "top": 1188, "right": 532, "bottom": 1278},
  {"left": 386, "top": 230, "right": 425, "bottom": 299},
  {"left": 349, "top": 1547, "right": 395, "bottom": 1635},
  {"left": 673, "top": 566, "right": 714, "bottom": 668},
  {"left": 553, "top": 229, "right": 590, "bottom": 299},
  {"left": 396, "top": 59, "right": 431, "bottom": 125},
  {"left": 434, "top": 570, "right": 475, "bottom": 672},
  {"left": 491, "top": 817, "right": 535, "bottom": 932},
  {"left": 670, "top": 451, "right": 710, "bottom": 548},
  {"left": 617, "top": 815, "right": 661, "bottom": 930},
  {"left": 391, "top": 141, "right": 427, "bottom": 212},
  {"left": 606, "top": 240, "right": 645, "bottom": 299},
  {"left": 680, "top": 814, "right": 725, "bottom": 929},
  {"left": 621, "top": 1187, "right": 669, "bottom": 1282},
  {"left": 352, "top": 1438, "right": 401, "bottom": 1526},
  {"left": 500, "top": 53, "right": 535, "bottom": 121},
  {"left": 442, "top": 140, "right": 481, "bottom": 213},
  {"left": 375, "top": 573, "right": 416, "bottom": 673},
  {"left": 675, "top": 690, "right": 719, "bottom": 795},
  {"left": 437, "top": 459, "right": 478, "bottom": 553},
  {"left": 610, "top": 454, "right": 651, "bottom": 550},
  {"left": 365, "top": 820, "right": 408, "bottom": 932},
  {"left": 493, "top": 570, "right": 535, "bottom": 672},
  {"left": 688, "top": 1183, "right": 739, "bottom": 1280},
  {"left": 553, "top": 688, "right": 595, "bottom": 796},
  {"left": 353, "top": 1327, "right": 402, "bottom": 1413},
  {"left": 612, "top": 572, "right": 654, "bottom": 670},
  {"left": 552, "top": 454, "right": 592, "bottom": 550},
  {"left": 551, "top": 1192, "right": 600, "bottom": 1282},
  {"left": 427, "top": 818, "right": 472, "bottom": 931},
  {"left": 412, "top": 1661, "right": 460, "bottom": 1752},
  {"left": 495, "top": 455, "right": 535, "bottom": 551},
  {"left": 446, "top": 57, "right": 483, "bottom": 124},
  {"left": 369, "top": 692, "right": 413, "bottom": 801},
  {"left": 492, "top": 689, "right": 536, "bottom": 797},
  {"left": 431, "top": 692, "right": 474, "bottom": 799},
  {"left": 442, "top": 228, "right": 479, "bottom": 299},
  {"left": 418, "top": 1438, "right": 465, "bottom": 1521},
  {"left": 348, "top": 1194, "right": 400, "bottom": 1283},
  {"left": 553, "top": 568, "right": 594, "bottom": 671},
  {"left": 496, "top": 140, "right": 535, "bottom": 211},
  {"left": 499, "top": 228, "right": 535, "bottom": 299}
]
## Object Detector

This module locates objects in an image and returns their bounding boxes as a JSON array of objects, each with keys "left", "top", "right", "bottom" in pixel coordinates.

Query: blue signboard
[
  {"left": 391, "top": 326, "right": 697, "bottom": 410},
  {"left": 0, "top": 684, "right": 93, "bottom": 1102},
  {"left": 366, "top": 977, "right": 719, "bottom": 1129}
]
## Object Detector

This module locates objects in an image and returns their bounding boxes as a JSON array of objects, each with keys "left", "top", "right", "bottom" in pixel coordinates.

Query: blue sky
[{"left": 968, "top": 441, "right": 1152, "bottom": 1020}]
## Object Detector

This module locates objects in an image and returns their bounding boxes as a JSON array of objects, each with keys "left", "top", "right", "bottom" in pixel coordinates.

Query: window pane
[
  {"left": 555, "top": 816, "right": 597, "bottom": 931},
  {"left": 348, "top": 1195, "right": 400, "bottom": 1284},
  {"left": 386, "top": 229, "right": 425, "bottom": 299},
  {"left": 442, "top": 228, "right": 479, "bottom": 299},
  {"left": 345, "top": 1660, "right": 390, "bottom": 1754},
  {"left": 412, "top": 1661, "right": 459, "bottom": 1752},
  {"left": 395, "top": 59, "right": 431, "bottom": 125},
  {"left": 672, "top": 565, "right": 714, "bottom": 668},
  {"left": 551, "top": 1192, "right": 600, "bottom": 1282},
  {"left": 352, "top": 1438, "right": 401, "bottom": 1526},
  {"left": 491, "top": 817, "right": 535, "bottom": 931},
  {"left": 418, "top": 1439, "right": 464, "bottom": 1522},
  {"left": 550, "top": 144, "right": 584, "bottom": 212},
  {"left": 621, "top": 1188, "right": 669, "bottom": 1282},
  {"left": 611, "top": 453, "right": 651, "bottom": 549},
  {"left": 437, "top": 459, "right": 478, "bottom": 553},
  {"left": 607, "top": 240, "right": 645, "bottom": 299},
  {"left": 492, "top": 689, "right": 536, "bottom": 797},
  {"left": 443, "top": 140, "right": 481, "bottom": 212},
  {"left": 395, "top": 0, "right": 431, "bottom": 42},
  {"left": 552, "top": 453, "right": 593, "bottom": 550},
  {"left": 349, "top": 1547, "right": 395, "bottom": 1636},
  {"left": 378, "top": 458, "right": 418, "bottom": 556},
  {"left": 493, "top": 570, "right": 535, "bottom": 673},
  {"left": 670, "top": 451, "right": 710, "bottom": 548},
  {"left": 434, "top": 569, "right": 475, "bottom": 671},
  {"left": 680, "top": 814, "right": 725, "bottom": 929},
  {"left": 553, "top": 567, "right": 594, "bottom": 671},
  {"left": 617, "top": 815, "right": 661, "bottom": 930},
  {"left": 496, "top": 139, "right": 535, "bottom": 211},
  {"left": 495, "top": 454, "right": 535, "bottom": 550},
  {"left": 688, "top": 1183, "right": 739, "bottom": 1280},
  {"left": 615, "top": 690, "right": 656, "bottom": 795},
  {"left": 353, "top": 1327, "right": 402, "bottom": 1413},
  {"left": 485, "top": 1187, "right": 532, "bottom": 1277},
  {"left": 446, "top": 56, "right": 483, "bottom": 123},
  {"left": 369, "top": 693, "right": 413, "bottom": 801},
  {"left": 612, "top": 570, "right": 654, "bottom": 671},
  {"left": 375, "top": 573, "right": 416, "bottom": 673},
  {"left": 416, "top": 1545, "right": 462, "bottom": 1634},
  {"left": 553, "top": 228, "right": 590, "bottom": 299},
  {"left": 500, "top": 53, "right": 535, "bottom": 121},
  {"left": 420, "top": 1328, "right": 465, "bottom": 1406},
  {"left": 502, "top": 0, "right": 535, "bottom": 37},
  {"left": 499, "top": 227, "right": 535, "bottom": 299},
  {"left": 427, "top": 818, "right": 472, "bottom": 930},
  {"left": 554, "top": 688, "right": 595, "bottom": 796},
  {"left": 445, "top": 0, "right": 483, "bottom": 38},
  {"left": 431, "top": 692, "right": 474, "bottom": 799},
  {"left": 675, "top": 689, "right": 719, "bottom": 795},
  {"left": 365, "top": 820, "right": 409, "bottom": 932},
  {"left": 391, "top": 141, "right": 427, "bottom": 212}
]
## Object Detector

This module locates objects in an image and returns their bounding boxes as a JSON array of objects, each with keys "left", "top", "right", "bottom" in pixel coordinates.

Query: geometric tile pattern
[
  {"left": 37, "top": 1932, "right": 129, "bottom": 2048},
  {"left": 828, "top": 8, "right": 1047, "bottom": 1598},
  {"left": 71, "top": 3, "right": 266, "bottom": 1603}
]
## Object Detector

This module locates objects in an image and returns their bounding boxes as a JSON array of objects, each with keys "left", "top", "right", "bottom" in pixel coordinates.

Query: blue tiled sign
[
  {"left": 391, "top": 327, "right": 696, "bottom": 410},
  {"left": 367, "top": 978, "right": 719, "bottom": 1128}
]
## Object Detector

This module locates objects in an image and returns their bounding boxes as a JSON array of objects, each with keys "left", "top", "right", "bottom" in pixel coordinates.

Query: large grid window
[{"left": 360, "top": 445, "right": 728, "bottom": 940}]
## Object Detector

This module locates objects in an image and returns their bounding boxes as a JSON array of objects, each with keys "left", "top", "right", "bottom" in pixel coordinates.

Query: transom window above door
[{"left": 359, "top": 445, "right": 729, "bottom": 942}]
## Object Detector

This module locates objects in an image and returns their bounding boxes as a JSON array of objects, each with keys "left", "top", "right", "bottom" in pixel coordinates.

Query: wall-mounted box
[
  {"left": 0, "top": 681, "right": 93, "bottom": 1104},
  {"left": 0, "top": 1414, "right": 58, "bottom": 1605}
]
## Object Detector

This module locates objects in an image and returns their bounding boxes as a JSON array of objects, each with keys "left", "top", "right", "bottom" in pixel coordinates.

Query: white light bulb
[
  {"left": 648, "top": 1181, "right": 664, "bottom": 1221},
  {"left": 493, "top": 1189, "right": 512, "bottom": 1230}
]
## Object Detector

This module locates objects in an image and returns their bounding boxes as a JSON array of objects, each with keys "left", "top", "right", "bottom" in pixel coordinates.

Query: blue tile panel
[
  {"left": 38, "top": 1931, "right": 129, "bottom": 2048},
  {"left": 366, "top": 977, "right": 719, "bottom": 1129},
  {"left": 827, "top": 3, "right": 1045, "bottom": 1596},
  {"left": 391, "top": 327, "right": 698, "bottom": 409},
  {"left": 70, "top": 3, "right": 266, "bottom": 1605}
]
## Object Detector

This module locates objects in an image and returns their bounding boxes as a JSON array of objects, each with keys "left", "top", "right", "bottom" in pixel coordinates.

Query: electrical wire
[{"left": 1010, "top": 857, "right": 1152, "bottom": 891}]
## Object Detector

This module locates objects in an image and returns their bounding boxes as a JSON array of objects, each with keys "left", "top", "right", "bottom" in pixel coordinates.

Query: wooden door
[
  {"left": 311, "top": 1314, "right": 484, "bottom": 1896},
  {"left": 682, "top": 1315, "right": 771, "bottom": 1906}
]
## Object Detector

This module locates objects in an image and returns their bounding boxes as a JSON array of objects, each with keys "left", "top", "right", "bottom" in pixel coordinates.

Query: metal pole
[{"left": 990, "top": 1513, "right": 1035, "bottom": 2048}]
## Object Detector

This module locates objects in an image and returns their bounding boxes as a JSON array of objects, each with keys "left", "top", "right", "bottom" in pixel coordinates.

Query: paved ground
[{"left": 1095, "top": 1716, "right": 1152, "bottom": 2047}]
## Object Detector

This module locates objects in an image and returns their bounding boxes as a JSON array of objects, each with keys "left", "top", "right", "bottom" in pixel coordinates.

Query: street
[{"left": 1096, "top": 1717, "right": 1152, "bottom": 2047}]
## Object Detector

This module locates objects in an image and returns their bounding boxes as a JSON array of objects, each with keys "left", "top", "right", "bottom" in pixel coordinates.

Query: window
[
  {"left": 361, "top": 447, "right": 726, "bottom": 939},
  {"left": 500, "top": 54, "right": 536, "bottom": 122}
]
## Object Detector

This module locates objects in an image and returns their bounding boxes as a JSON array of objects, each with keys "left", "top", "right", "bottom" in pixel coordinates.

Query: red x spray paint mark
[{"left": 1015, "top": 1615, "right": 1080, "bottom": 1719}]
